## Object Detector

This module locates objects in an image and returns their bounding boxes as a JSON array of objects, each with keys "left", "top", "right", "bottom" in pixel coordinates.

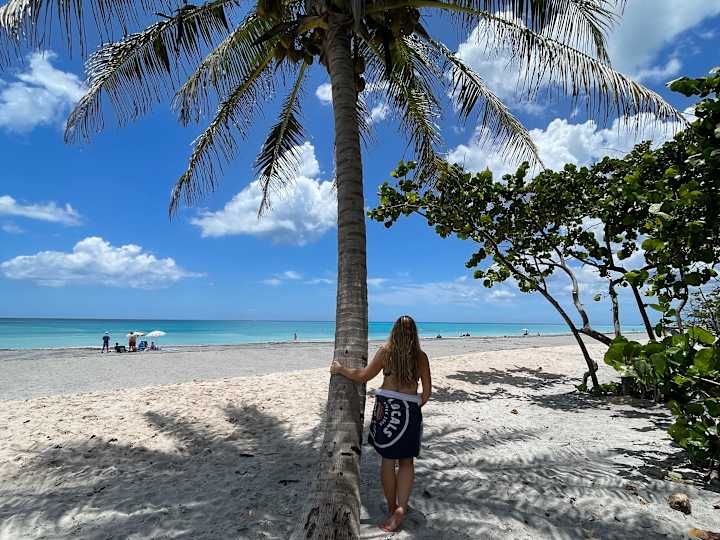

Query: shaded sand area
[{"left": 2, "top": 343, "right": 719, "bottom": 539}]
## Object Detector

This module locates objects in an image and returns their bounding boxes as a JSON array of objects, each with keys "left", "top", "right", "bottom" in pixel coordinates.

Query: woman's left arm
[
  {"left": 418, "top": 352, "right": 432, "bottom": 406},
  {"left": 330, "top": 347, "right": 384, "bottom": 383}
]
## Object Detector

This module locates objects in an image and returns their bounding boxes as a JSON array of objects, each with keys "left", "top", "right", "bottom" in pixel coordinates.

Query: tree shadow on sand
[
  {"left": 430, "top": 385, "right": 509, "bottom": 403},
  {"left": 0, "top": 401, "right": 705, "bottom": 540},
  {"left": 447, "top": 367, "right": 568, "bottom": 392},
  {"left": 359, "top": 420, "right": 698, "bottom": 539},
  {"left": 0, "top": 404, "right": 325, "bottom": 539}
]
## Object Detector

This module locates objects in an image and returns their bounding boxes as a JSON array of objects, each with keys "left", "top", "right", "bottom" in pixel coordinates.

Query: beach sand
[{"left": 1, "top": 339, "right": 719, "bottom": 539}]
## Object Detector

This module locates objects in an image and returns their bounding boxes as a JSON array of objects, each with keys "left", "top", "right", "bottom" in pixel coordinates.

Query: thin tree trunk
[
  {"left": 609, "top": 279, "right": 621, "bottom": 338},
  {"left": 536, "top": 288, "right": 600, "bottom": 390},
  {"left": 579, "top": 327, "right": 613, "bottom": 346},
  {"left": 292, "top": 14, "right": 367, "bottom": 540},
  {"left": 675, "top": 283, "right": 688, "bottom": 334},
  {"left": 631, "top": 284, "right": 656, "bottom": 341},
  {"left": 471, "top": 240, "right": 600, "bottom": 390},
  {"left": 553, "top": 257, "right": 612, "bottom": 346}
]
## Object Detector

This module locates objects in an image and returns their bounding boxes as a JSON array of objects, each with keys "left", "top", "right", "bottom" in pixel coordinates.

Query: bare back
[{"left": 379, "top": 346, "right": 430, "bottom": 395}]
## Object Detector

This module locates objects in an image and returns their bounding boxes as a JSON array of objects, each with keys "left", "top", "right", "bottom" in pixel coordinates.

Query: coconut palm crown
[{"left": 0, "top": 1, "right": 683, "bottom": 538}]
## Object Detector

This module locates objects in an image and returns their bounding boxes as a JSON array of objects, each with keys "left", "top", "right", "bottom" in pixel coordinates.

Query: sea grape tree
[
  {"left": 369, "top": 159, "right": 616, "bottom": 389},
  {"left": 371, "top": 68, "right": 720, "bottom": 394}
]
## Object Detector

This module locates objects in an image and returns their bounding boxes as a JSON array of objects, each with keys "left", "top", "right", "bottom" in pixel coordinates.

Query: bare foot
[{"left": 380, "top": 507, "right": 405, "bottom": 532}]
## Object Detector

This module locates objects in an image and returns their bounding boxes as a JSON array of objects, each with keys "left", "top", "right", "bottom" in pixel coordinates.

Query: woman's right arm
[
  {"left": 419, "top": 352, "right": 432, "bottom": 406},
  {"left": 330, "top": 347, "right": 384, "bottom": 383}
]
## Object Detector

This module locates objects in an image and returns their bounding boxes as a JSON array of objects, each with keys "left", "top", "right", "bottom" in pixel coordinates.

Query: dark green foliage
[{"left": 604, "top": 331, "right": 719, "bottom": 464}]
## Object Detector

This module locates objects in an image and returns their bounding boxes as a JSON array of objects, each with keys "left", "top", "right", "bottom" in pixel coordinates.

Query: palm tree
[{"left": 0, "top": 0, "right": 681, "bottom": 536}]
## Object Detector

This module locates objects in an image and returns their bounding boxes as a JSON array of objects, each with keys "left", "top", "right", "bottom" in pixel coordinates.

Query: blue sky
[{"left": 1, "top": 2, "right": 719, "bottom": 323}]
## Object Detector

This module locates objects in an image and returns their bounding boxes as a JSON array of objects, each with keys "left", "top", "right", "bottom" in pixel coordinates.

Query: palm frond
[
  {"left": 472, "top": 9, "right": 682, "bottom": 122},
  {"left": 255, "top": 61, "right": 308, "bottom": 215},
  {"left": 538, "top": 0, "right": 616, "bottom": 63},
  {"left": 379, "top": 2, "right": 681, "bottom": 123},
  {"left": 64, "top": 1, "right": 233, "bottom": 143},
  {"left": 0, "top": 1, "right": 245, "bottom": 54},
  {"left": 169, "top": 50, "right": 276, "bottom": 216},
  {"left": 363, "top": 31, "right": 442, "bottom": 179},
  {"left": 423, "top": 34, "right": 540, "bottom": 166},
  {"left": 367, "top": 0, "right": 619, "bottom": 61},
  {"left": 0, "top": 0, "right": 167, "bottom": 53},
  {"left": 356, "top": 93, "right": 373, "bottom": 146},
  {"left": 174, "top": 13, "right": 274, "bottom": 126}
]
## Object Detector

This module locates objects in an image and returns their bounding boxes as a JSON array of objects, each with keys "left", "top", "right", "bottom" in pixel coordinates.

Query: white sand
[
  {"left": 1, "top": 343, "right": 718, "bottom": 539},
  {"left": 0, "top": 334, "right": 626, "bottom": 400}
]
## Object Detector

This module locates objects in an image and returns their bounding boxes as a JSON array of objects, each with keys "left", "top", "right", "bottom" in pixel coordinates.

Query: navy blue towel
[{"left": 368, "top": 389, "right": 422, "bottom": 459}]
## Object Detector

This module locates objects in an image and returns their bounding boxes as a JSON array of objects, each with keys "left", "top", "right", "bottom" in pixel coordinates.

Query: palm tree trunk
[{"left": 292, "top": 13, "right": 367, "bottom": 540}]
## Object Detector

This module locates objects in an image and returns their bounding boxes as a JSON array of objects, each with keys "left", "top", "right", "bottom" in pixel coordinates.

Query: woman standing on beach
[{"left": 331, "top": 315, "right": 431, "bottom": 532}]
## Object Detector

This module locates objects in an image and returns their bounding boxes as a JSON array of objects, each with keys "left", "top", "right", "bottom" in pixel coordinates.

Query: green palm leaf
[
  {"left": 0, "top": 1, "right": 243, "bottom": 53},
  {"left": 373, "top": 34, "right": 442, "bottom": 179},
  {"left": 255, "top": 61, "right": 309, "bottom": 214},
  {"left": 169, "top": 49, "right": 277, "bottom": 216},
  {"left": 0, "top": 0, "right": 167, "bottom": 53},
  {"left": 65, "top": 1, "right": 235, "bottom": 142},
  {"left": 422, "top": 34, "right": 540, "bottom": 166},
  {"left": 368, "top": 0, "right": 619, "bottom": 61},
  {"left": 375, "top": 2, "right": 681, "bottom": 123},
  {"left": 174, "top": 13, "right": 274, "bottom": 126},
  {"left": 539, "top": 0, "right": 616, "bottom": 63}
]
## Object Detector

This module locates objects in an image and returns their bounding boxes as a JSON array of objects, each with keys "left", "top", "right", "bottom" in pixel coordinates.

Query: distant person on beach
[
  {"left": 101, "top": 333, "right": 110, "bottom": 353},
  {"left": 294, "top": 332, "right": 297, "bottom": 342},
  {"left": 331, "top": 315, "right": 431, "bottom": 532},
  {"left": 128, "top": 333, "right": 137, "bottom": 352}
]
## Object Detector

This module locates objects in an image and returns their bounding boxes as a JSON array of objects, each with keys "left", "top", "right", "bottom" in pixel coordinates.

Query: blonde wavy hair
[{"left": 384, "top": 315, "right": 421, "bottom": 385}]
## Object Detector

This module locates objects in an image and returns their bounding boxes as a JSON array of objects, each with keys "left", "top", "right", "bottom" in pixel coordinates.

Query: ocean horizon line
[
  {"left": 0, "top": 316, "right": 646, "bottom": 326},
  {"left": 1, "top": 329, "right": 651, "bottom": 353},
  {"left": 0, "top": 318, "right": 648, "bottom": 350}
]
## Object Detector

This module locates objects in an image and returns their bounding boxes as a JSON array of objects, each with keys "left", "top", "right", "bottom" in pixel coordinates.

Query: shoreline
[
  {"left": 0, "top": 330, "right": 645, "bottom": 353},
  {"left": 0, "top": 333, "right": 645, "bottom": 402}
]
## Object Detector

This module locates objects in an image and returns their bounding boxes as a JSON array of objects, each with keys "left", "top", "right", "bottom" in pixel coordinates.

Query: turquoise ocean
[{"left": 0, "top": 318, "right": 645, "bottom": 350}]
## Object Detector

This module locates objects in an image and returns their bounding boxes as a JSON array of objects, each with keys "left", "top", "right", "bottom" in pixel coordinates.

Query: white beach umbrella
[
  {"left": 147, "top": 330, "right": 166, "bottom": 338},
  {"left": 127, "top": 331, "right": 145, "bottom": 337}
]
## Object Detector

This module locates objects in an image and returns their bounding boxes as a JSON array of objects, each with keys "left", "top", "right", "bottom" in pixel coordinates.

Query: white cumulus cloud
[
  {"left": 0, "top": 237, "right": 200, "bottom": 288},
  {"left": 368, "top": 103, "right": 390, "bottom": 125},
  {"left": 632, "top": 57, "right": 683, "bottom": 84},
  {"left": 191, "top": 142, "right": 336, "bottom": 245},
  {"left": 0, "top": 51, "right": 84, "bottom": 133},
  {"left": 315, "top": 83, "right": 332, "bottom": 105},
  {"left": 607, "top": 1, "right": 720, "bottom": 81},
  {"left": 448, "top": 113, "right": 682, "bottom": 177},
  {"left": 0, "top": 195, "right": 82, "bottom": 225}
]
